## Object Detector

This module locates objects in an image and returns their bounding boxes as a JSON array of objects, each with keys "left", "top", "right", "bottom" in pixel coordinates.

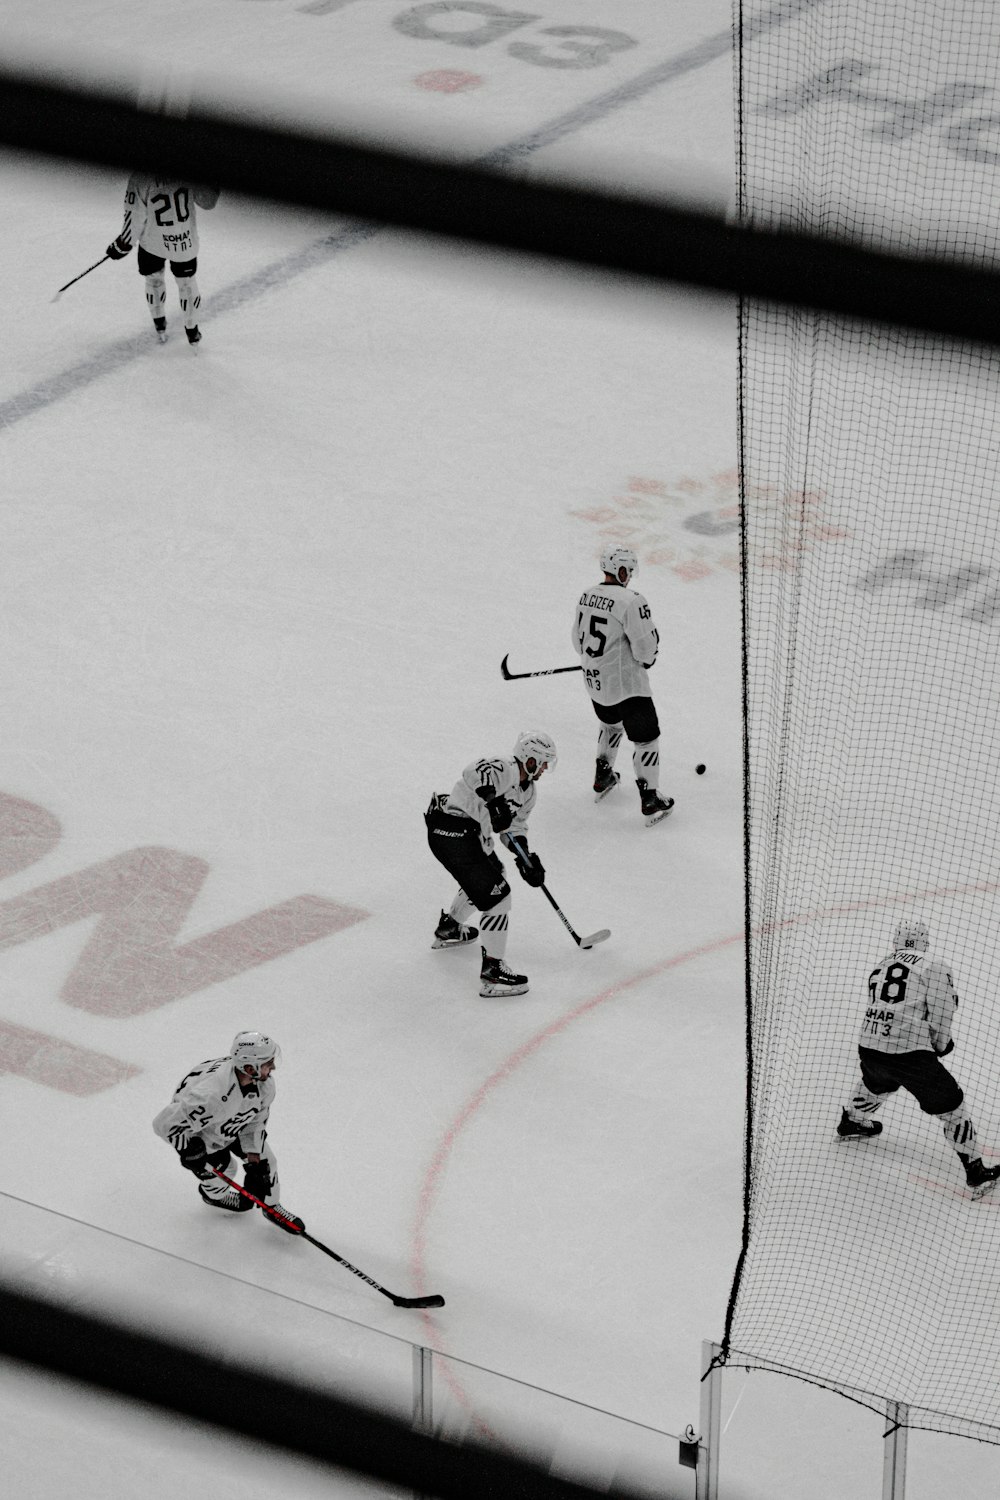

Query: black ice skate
[
  {"left": 963, "top": 1157, "right": 1000, "bottom": 1200},
  {"left": 480, "top": 948, "right": 529, "bottom": 998},
  {"left": 185, "top": 325, "right": 202, "bottom": 345},
  {"left": 199, "top": 1183, "right": 253, "bottom": 1212},
  {"left": 593, "top": 757, "right": 620, "bottom": 801},
  {"left": 261, "top": 1201, "right": 305, "bottom": 1233},
  {"left": 836, "top": 1109, "right": 883, "bottom": 1140},
  {"left": 153, "top": 316, "right": 168, "bottom": 345},
  {"left": 432, "top": 910, "right": 479, "bottom": 949},
  {"left": 637, "top": 778, "right": 674, "bottom": 827}
]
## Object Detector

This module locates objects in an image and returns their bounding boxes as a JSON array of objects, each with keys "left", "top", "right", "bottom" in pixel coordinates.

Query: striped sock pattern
[{"left": 633, "top": 740, "right": 660, "bottom": 785}]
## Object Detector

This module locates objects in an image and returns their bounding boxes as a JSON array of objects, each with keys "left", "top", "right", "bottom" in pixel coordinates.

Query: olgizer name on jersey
[{"left": 580, "top": 592, "right": 617, "bottom": 611}]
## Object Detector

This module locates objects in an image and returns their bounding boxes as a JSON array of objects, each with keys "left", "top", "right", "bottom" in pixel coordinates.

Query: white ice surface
[{"left": 1, "top": 0, "right": 999, "bottom": 1495}]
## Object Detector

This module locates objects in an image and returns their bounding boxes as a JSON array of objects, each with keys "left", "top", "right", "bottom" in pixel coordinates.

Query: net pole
[
  {"left": 697, "top": 1341, "right": 723, "bottom": 1500},
  {"left": 882, "top": 1402, "right": 909, "bottom": 1500}
]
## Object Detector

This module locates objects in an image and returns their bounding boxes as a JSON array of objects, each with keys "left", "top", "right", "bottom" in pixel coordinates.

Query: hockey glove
[
  {"left": 935, "top": 1039, "right": 955, "bottom": 1058},
  {"left": 243, "top": 1158, "right": 273, "bottom": 1200},
  {"left": 516, "top": 851, "right": 546, "bottom": 887},
  {"left": 105, "top": 237, "right": 130, "bottom": 260},
  {"left": 178, "top": 1135, "right": 209, "bottom": 1173},
  {"left": 476, "top": 784, "right": 514, "bottom": 833}
]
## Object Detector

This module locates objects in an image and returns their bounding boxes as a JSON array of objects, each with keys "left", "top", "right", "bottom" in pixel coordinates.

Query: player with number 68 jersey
[
  {"left": 836, "top": 920, "right": 1000, "bottom": 1197},
  {"left": 860, "top": 943, "right": 958, "bottom": 1055}
]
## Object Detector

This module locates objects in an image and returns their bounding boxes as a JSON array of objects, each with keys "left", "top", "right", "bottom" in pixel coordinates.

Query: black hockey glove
[
  {"left": 178, "top": 1135, "right": 208, "bottom": 1173},
  {"left": 476, "top": 783, "right": 514, "bottom": 833},
  {"left": 516, "top": 851, "right": 546, "bottom": 887},
  {"left": 105, "top": 237, "right": 130, "bottom": 260},
  {"left": 935, "top": 1039, "right": 955, "bottom": 1058},
  {"left": 243, "top": 1158, "right": 273, "bottom": 1200}
]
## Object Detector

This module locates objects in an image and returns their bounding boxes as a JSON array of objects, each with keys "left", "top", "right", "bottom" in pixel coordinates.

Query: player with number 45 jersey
[
  {"left": 837, "top": 919, "right": 1000, "bottom": 1197},
  {"left": 572, "top": 545, "right": 673, "bottom": 826}
]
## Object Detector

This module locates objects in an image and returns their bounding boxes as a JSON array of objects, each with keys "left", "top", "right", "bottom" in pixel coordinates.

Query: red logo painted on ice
[
  {"left": 0, "top": 792, "right": 369, "bottom": 1093},
  {"left": 414, "top": 69, "right": 484, "bottom": 92},
  {"left": 570, "top": 471, "right": 850, "bottom": 580}
]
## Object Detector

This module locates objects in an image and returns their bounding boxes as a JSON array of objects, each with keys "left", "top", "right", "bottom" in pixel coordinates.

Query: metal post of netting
[
  {"left": 882, "top": 1401, "right": 908, "bottom": 1500},
  {"left": 412, "top": 1345, "right": 434, "bottom": 1500},
  {"left": 696, "top": 1341, "right": 722, "bottom": 1500},
  {"left": 413, "top": 1344, "right": 433, "bottom": 1432}
]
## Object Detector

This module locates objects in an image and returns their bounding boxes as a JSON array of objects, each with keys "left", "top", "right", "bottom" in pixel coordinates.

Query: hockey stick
[
  {"left": 210, "top": 1168, "right": 446, "bottom": 1309},
  {"left": 501, "top": 654, "right": 581, "bottom": 681},
  {"left": 51, "top": 254, "right": 111, "bottom": 302},
  {"left": 506, "top": 836, "right": 610, "bottom": 950}
]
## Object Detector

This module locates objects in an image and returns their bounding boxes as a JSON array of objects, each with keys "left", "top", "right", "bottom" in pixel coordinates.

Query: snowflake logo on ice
[{"left": 569, "top": 471, "right": 850, "bottom": 581}]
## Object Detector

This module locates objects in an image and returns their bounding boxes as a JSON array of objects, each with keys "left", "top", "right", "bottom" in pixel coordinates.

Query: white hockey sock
[
  {"left": 936, "top": 1104, "right": 978, "bottom": 1161},
  {"left": 597, "top": 724, "right": 623, "bottom": 766},
  {"left": 177, "top": 274, "right": 201, "bottom": 328},
  {"left": 846, "top": 1080, "right": 884, "bottom": 1118},
  {"left": 633, "top": 739, "right": 660, "bottom": 788},
  {"left": 449, "top": 892, "right": 476, "bottom": 926},
  {"left": 144, "top": 272, "right": 166, "bottom": 322},
  {"left": 479, "top": 894, "right": 511, "bottom": 959}
]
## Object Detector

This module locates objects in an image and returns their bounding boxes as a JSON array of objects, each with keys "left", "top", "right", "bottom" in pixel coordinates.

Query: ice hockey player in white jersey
[
  {"left": 106, "top": 175, "right": 219, "bottom": 345},
  {"left": 837, "top": 919, "right": 1000, "bottom": 1197},
  {"left": 572, "top": 546, "right": 673, "bottom": 826},
  {"left": 425, "top": 732, "right": 556, "bottom": 998},
  {"left": 153, "top": 1031, "right": 304, "bottom": 1230}
]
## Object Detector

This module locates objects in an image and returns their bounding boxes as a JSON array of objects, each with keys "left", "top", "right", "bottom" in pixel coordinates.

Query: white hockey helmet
[
  {"left": 231, "top": 1031, "right": 281, "bottom": 1078},
  {"left": 600, "top": 545, "right": 638, "bottom": 583},
  {"left": 893, "top": 919, "right": 929, "bottom": 953},
  {"left": 513, "top": 731, "right": 557, "bottom": 780}
]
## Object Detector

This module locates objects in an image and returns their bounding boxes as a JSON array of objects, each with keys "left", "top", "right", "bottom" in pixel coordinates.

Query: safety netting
[{"left": 726, "top": 0, "right": 1000, "bottom": 1442}]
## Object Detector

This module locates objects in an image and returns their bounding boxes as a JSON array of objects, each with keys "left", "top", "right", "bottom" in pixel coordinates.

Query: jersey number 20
[{"left": 152, "top": 188, "right": 191, "bottom": 227}]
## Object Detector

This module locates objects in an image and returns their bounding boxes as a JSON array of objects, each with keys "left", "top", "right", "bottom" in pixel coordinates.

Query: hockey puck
[{"left": 695, "top": 764, "right": 706, "bottom": 775}]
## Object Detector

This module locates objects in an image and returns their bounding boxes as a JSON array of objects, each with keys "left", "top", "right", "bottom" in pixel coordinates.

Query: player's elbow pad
[{"left": 936, "top": 1038, "right": 955, "bottom": 1057}]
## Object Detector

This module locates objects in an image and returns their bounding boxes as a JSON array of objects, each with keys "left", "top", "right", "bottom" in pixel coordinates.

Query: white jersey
[
  {"left": 572, "top": 581, "right": 659, "bottom": 705},
  {"left": 152, "top": 1055, "right": 274, "bottom": 1156},
  {"left": 858, "top": 948, "right": 958, "bottom": 1055},
  {"left": 117, "top": 176, "right": 215, "bottom": 261},
  {"left": 441, "top": 755, "right": 537, "bottom": 854}
]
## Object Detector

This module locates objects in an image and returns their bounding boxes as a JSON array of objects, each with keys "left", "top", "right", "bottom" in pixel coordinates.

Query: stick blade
[
  {"left": 579, "top": 929, "right": 611, "bottom": 949},
  {"left": 500, "top": 654, "right": 513, "bottom": 680},
  {"left": 393, "top": 1293, "right": 446, "bottom": 1309}
]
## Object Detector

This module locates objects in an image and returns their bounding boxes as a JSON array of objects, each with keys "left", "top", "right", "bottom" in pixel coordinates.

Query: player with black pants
[
  {"left": 106, "top": 174, "right": 219, "bottom": 345},
  {"left": 837, "top": 918, "right": 1000, "bottom": 1196},
  {"left": 571, "top": 544, "right": 673, "bottom": 826},
  {"left": 426, "top": 732, "right": 556, "bottom": 999}
]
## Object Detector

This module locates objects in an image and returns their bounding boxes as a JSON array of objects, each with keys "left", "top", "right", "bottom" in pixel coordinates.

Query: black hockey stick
[
  {"left": 51, "top": 254, "right": 111, "bottom": 301},
  {"left": 211, "top": 1168, "right": 445, "bottom": 1309},
  {"left": 506, "top": 837, "right": 610, "bottom": 950},
  {"left": 501, "top": 654, "right": 581, "bottom": 681}
]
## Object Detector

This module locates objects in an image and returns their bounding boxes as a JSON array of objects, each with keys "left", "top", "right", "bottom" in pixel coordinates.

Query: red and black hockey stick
[
  {"left": 501, "top": 653, "right": 581, "bottom": 680},
  {"left": 211, "top": 1168, "right": 445, "bottom": 1310}
]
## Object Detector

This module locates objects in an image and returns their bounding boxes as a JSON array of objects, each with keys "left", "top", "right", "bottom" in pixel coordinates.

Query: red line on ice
[{"left": 408, "top": 871, "right": 1000, "bottom": 1429}]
